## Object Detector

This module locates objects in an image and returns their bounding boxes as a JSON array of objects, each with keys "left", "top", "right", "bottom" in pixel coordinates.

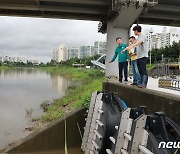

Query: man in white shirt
[{"left": 127, "top": 25, "right": 148, "bottom": 88}]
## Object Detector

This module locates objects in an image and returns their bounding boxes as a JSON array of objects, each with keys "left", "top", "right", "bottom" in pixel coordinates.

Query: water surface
[{"left": 0, "top": 68, "right": 73, "bottom": 149}]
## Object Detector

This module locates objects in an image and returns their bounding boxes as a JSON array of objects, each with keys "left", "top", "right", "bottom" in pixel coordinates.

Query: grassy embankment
[
  {"left": 33, "top": 66, "right": 106, "bottom": 127},
  {"left": 0, "top": 65, "right": 10, "bottom": 69}
]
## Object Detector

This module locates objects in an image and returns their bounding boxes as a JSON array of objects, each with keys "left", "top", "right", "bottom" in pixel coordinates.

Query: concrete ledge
[
  {"left": 6, "top": 108, "right": 86, "bottom": 153},
  {"left": 103, "top": 81, "right": 180, "bottom": 125}
]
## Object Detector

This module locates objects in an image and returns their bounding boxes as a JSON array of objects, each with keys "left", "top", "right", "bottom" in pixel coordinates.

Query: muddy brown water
[{"left": 0, "top": 68, "right": 75, "bottom": 150}]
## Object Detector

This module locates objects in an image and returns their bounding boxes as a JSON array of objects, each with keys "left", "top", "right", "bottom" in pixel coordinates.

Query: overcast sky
[
  {"left": 0, "top": 16, "right": 106, "bottom": 62},
  {"left": 0, "top": 16, "right": 179, "bottom": 63}
]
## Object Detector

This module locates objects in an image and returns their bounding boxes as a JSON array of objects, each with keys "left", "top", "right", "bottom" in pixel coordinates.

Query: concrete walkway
[
  {"left": 146, "top": 77, "right": 180, "bottom": 96},
  {"left": 108, "top": 76, "right": 180, "bottom": 96}
]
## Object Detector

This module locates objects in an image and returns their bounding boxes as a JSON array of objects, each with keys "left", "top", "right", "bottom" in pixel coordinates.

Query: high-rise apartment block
[
  {"left": 27, "top": 60, "right": 39, "bottom": 65},
  {"left": 52, "top": 48, "right": 59, "bottom": 62},
  {"left": 52, "top": 41, "right": 106, "bottom": 61},
  {"left": 0, "top": 55, "right": 27, "bottom": 63},
  {"left": 0, "top": 55, "right": 3, "bottom": 62},
  {"left": 0, "top": 55, "right": 9, "bottom": 62},
  {"left": 68, "top": 47, "right": 80, "bottom": 59},
  {"left": 78, "top": 41, "right": 106, "bottom": 59},
  {"left": 147, "top": 28, "right": 154, "bottom": 51},
  {"left": 79, "top": 46, "right": 91, "bottom": 59},
  {"left": 169, "top": 28, "right": 180, "bottom": 45},
  {"left": 93, "top": 41, "right": 106, "bottom": 55},
  {"left": 77, "top": 41, "right": 106, "bottom": 59},
  {"left": 10, "top": 56, "right": 27, "bottom": 63},
  {"left": 52, "top": 44, "right": 68, "bottom": 62},
  {"left": 147, "top": 27, "right": 180, "bottom": 51},
  {"left": 156, "top": 33, "right": 162, "bottom": 49},
  {"left": 161, "top": 27, "right": 170, "bottom": 48}
]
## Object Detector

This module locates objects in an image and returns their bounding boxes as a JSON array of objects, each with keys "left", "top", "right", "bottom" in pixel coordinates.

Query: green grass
[
  {"left": 0, "top": 65, "right": 11, "bottom": 69},
  {"left": 33, "top": 66, "right": 106, "bottom": 125},
  {"left": 41, "top": 66, "right": 104, "bottom": 80},
  {"left": 147, "top": 64, "right": 156, "bottom": 70}
]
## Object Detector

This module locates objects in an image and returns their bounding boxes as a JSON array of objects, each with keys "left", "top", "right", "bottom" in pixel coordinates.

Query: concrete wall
[
  {"left": 6, "top": 108, "right": 86, "bottom": 153},
  {"left": 103, "top": 81, "right": 180, "bottom": 125}
]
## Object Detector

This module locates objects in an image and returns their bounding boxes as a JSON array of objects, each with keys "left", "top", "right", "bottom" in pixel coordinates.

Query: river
[{"left": 0, "top": 68, "right": 74, "bottom": 150}]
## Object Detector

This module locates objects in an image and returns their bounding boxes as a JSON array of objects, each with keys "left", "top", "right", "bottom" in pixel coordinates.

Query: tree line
[
  {"left": 48, "top": 54, "right": 101, "bottom": 66},
  {"left": 151, "top": 41, "right": 180, "bottom": 63}
]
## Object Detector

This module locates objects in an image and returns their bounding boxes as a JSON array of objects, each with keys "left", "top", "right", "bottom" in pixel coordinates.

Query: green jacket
[{"left": 111, "top": 43, "right": 129, "bottom": 63}]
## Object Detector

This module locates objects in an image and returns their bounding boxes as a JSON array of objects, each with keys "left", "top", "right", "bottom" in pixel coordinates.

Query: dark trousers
[
  {"left": 137, "top": 57, "right": 148, "bottom": 87},
  {"left": 118, "top": 61, "right": 128, "bottom": 82}
]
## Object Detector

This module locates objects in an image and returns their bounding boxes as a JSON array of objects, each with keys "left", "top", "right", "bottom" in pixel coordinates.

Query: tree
[{"left": 151, "top": 41, "right": 180, "bottom": 63}]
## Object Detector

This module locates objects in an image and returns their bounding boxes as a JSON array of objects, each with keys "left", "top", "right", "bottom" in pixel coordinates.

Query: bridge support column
[
  {"left": 105, "top": 21, "right": 129, "bottom": 77},
  {"left": 105, "top": 2, "right": 148, "bottom": 77}
]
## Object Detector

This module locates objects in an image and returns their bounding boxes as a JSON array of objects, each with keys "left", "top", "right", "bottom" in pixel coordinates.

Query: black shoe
[{"left": 131, "top": 83, "right": 137, "bottom": 85}]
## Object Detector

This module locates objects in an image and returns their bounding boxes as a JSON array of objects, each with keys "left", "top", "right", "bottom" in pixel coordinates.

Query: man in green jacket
[{"left": 109, "top": 37, "right": 129, "bottom": 83}]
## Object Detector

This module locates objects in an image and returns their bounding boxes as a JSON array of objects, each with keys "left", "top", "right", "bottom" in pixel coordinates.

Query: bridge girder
[
  {"left": 0, "top": 0, "right": 180, "bottom": 30},
  {"left": 0, "top": 0, "right": 111, "bottom": 21},
  {"left": 138, "top": 0, "right": 180, "bottom": 27}
]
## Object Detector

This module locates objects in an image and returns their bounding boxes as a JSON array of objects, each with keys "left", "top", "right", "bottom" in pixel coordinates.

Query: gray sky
[
  {"left": 0, "top": 16, "right": 106, "bottom": 62},
  {"left": 0, "top": 16, "right": 180, "bottom": 63}
]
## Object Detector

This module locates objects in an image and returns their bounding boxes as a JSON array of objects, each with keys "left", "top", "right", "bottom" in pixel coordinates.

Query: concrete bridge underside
[
  {"left": 0, "top": 0, "right": 180, "bottom": 27},
  {"left": 0, "top": 0, "right": 111, "bottom": 21}
]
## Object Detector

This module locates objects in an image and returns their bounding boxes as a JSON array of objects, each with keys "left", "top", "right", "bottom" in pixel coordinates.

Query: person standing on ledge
[
  {"left": 127, "top": 25, "right": 148, "bottom": 88},
  {"left": 109, "top": 37, "right": 129, "bottom": 83},
  {"left": 125, "top": 36, "right": 141, "bottom": 86}
]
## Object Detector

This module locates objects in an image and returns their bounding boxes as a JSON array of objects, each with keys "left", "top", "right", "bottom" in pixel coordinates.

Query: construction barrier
[{"left": 159, "top": 78, "right": 180, "bottom": 91}]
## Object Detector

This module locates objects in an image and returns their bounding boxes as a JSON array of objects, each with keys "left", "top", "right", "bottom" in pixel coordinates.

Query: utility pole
[{"left": 149, "top": 28, "right": 153, "bottom": 66}]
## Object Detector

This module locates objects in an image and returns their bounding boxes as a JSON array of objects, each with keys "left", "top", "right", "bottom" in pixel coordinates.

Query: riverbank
[
  {"left": 32, "top": 66, "right": 106, "bottom": 129},
  {"left": 0, "top": 65, "right": 105, "bottom": 130},
  {"left": 0, "top": 66, "right": 11, "bottom": 69}
]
